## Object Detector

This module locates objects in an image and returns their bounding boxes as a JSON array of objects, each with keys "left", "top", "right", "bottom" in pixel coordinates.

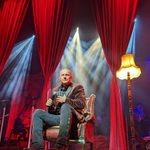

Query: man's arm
[{"left": 65, "top": 85, "right": 86, "bottom": 109}]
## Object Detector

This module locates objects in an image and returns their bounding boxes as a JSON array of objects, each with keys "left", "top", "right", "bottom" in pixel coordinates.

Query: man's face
[{"left": 59, "top": 69, "right": 72, "bottom": 85}]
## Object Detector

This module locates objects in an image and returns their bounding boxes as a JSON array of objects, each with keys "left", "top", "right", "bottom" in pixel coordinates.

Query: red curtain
[
  {"left": 1, "top": 0, "right": 31, "bottom": 139},
  {"left": 32, "top": 0, "right": 74, "bottom": 108},
  {"left": 91, "top": 0, "right": 138, "bottom": 149},
  {"left": 0, "top": 0, "right": 30, "bottom": 75}
]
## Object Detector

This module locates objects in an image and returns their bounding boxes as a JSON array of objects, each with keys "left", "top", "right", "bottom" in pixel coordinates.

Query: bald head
[{"left": 59, "top": 69, "right": 72, "bottom": 86}]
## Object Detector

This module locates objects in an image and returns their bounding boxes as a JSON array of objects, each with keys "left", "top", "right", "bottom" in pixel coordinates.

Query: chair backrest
[{"left": 85, "top": 94, "right": 96, "bottom": 121}]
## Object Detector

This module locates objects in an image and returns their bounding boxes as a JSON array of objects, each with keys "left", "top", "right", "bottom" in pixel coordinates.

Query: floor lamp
[{"left": 116, "top": 54, "right": 141, "bottom": 150}]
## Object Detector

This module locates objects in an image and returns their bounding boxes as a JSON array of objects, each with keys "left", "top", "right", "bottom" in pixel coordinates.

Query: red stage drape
[
  {"left": 32, "top": 0, "right": 74, "bottom": 108},
  {"left": 0, "top": 0, "right": 30, "bottom": 75},
  {"left": 91, "top": 0, "right": 138, "bottom": 149},
  {"left": 1, "top": 0, "right": 31, "bottom": 139}
]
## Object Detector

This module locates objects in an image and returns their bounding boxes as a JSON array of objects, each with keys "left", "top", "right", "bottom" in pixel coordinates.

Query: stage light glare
[
  {"left": 53, "top": 33, "right": 109, "bottom": 95},
  {"left": 134, "top": 18, "right": 137, "bottom": 23},
  {"left": 0, "top": 36, "right": 35, "bottom": 99},
  {"left": 32, "top": 35, "right": 35, "bottom": 38}
]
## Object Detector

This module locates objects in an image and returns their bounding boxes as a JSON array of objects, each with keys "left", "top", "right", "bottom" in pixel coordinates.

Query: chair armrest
[{"left": 83, "top": 94, "right": 96, "bottom": 122}]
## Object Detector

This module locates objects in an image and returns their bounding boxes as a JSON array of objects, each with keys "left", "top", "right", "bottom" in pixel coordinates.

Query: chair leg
[
  {"left": 48, "top": 141, "right": 51, "bottom": 149},
  {"left": 45, "top": 141, "right": 51, "bottom": 150},
  {"left": 90, "top": 142, "right": 93, "bottom": 150},
  {"left": 81, "top": 144, "right": 85, "bottom": 150},
  {"left": 44, "top": 141, "right": 48, "bottom": 150}
]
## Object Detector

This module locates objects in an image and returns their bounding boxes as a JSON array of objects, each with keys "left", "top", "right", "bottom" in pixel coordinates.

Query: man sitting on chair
[{"left": 31, "top": 68, "right": 86, "bottom": 150}]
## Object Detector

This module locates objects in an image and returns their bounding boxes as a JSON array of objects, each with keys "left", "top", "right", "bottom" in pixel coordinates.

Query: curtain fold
[
  {"left": 0, "top": 0, "right": 30, "bottom": 75},
  {"left": 0, "top": 0, "right": 31, "bottom": 139},
  {"left": 91, "top": 0, "right": 138, "bottom": 149},
  {"left": 32, "top": 0, "right": 74, "bottom": 108}
]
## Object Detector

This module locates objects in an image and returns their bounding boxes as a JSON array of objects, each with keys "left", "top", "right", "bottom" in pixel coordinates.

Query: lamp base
[{"left": 129, "top": 133, "right": 145, "bottom": 150}]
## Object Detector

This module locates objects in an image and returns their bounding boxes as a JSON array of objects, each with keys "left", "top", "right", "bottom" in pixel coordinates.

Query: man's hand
[
  {"left": 56, "top": 95, "right": 66, "bottom": 103},
  {"left": 46, "top": 98, "right": 52, "bottom": 106}
]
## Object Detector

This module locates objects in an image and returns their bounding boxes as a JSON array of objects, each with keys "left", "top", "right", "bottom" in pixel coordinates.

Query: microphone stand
[
  {"left": 0, "top": 100, "right": 9, "bottom": 143},
  {"left": 27, "top": 99, "right": 36, "bottom": 149}
]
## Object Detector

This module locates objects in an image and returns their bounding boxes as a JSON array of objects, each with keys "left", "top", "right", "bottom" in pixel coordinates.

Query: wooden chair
[{"left": 45, "top": 94, "right": 96, "bottom": 150}]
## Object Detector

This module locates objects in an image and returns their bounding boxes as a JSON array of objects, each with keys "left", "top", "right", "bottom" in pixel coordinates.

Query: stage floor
[{"left": 0, "top": 135, "right": 109, "bottom": 150}]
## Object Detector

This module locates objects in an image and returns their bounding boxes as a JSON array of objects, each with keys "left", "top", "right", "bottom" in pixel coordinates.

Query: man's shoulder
[
  {"left": 52, "top": 85, "right": 61, "bottom": 92},
  {"left": 52, "top": 83, "right": 84, "bottom": 92},
  {"left": 72, "top": 82, "right": 84, "bottom": 89}
]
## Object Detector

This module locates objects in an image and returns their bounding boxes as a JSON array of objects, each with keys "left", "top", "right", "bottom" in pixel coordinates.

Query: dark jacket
[{"left": 48, "top": 83, "right": 86, "bottom": 116}]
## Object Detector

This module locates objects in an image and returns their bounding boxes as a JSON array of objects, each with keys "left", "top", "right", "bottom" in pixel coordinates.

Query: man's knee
[
  {"left": 33, "top": 109, "right": 44, "bottom": 118},
  {"left": 61, "top": 103, "right": 71, "bottom": 111},
  {"left": 60, "top": 103, "right": 73, "bottom": 117}
]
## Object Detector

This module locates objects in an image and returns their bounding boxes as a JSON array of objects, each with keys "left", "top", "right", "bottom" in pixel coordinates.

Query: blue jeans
[{"left": 32, "top": 103, "right": 74, "bottom": 149}]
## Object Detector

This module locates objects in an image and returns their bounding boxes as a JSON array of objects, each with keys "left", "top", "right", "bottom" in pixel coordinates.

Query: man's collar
[{"left": 61, "top": 82, "right": 72, "bottom": 88}]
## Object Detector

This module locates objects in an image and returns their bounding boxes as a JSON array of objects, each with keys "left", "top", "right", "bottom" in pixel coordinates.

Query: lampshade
[{"left": 116, "top": 54, "right": 141, "bottom": 80}]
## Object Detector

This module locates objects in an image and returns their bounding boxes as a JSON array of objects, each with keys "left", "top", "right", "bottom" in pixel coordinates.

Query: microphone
[
  {"left": 61, "top": 87, "right": 67, "bottom": 91},
  {"left": 51, "top": 92, "right": 58, "bottom": 100}
]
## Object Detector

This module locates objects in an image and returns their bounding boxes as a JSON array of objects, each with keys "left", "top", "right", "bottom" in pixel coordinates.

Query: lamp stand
[{"left": 127, "top": 72, "right": 136, "bottom": 150}]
